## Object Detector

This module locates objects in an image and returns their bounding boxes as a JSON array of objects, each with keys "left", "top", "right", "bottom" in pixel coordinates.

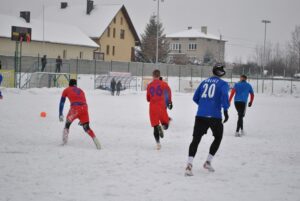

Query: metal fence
[{"left": 0, "top": 54, "right": 299, "bottom": 94}]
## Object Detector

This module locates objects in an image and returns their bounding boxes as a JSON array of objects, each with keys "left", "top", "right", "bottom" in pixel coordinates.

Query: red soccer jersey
[
  {"left": 147, "top": 79, "right": 170, "bottom": 105},
  {"left": 62, "top": 86, "right": 87, "bottom": 105}
]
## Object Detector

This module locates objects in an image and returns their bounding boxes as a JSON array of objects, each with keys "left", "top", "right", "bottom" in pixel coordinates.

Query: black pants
[
  {"left": 153, "top": 126, "right": 160, "bottom": 143},
  {"left": 234, "top": 101, "right": 246, "bottom": 132},
  {"left": 188, "top": 117, "right": 223, "bottom": 157}
]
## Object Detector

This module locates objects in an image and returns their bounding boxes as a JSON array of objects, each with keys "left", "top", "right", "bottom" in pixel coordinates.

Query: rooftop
[
  {"left": 166, "top": 28, "right": 226, "bottom": 41},
  {"left": 0, "top": 14, "right": 99, "bottom": 48}
]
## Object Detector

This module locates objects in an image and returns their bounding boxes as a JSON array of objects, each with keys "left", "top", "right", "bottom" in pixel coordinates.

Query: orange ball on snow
[{"left": 40, "top": 112, "right": 47, "bottom": 118}]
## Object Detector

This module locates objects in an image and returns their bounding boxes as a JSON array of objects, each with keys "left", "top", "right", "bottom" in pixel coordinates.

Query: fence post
[
  {"left": 271, "top": 68, "right": 274, "bottom": 94},
  {"left": 110, "top": 60, "right": 113, "bottom": 72},
  {"left": 191, "top": 66, "right": 193, "bottom": 91},
  {"left": 256, "top": 68, "right": 259, "bottom": 93},
  {"left": 262, "top": 67, "right": 264, "bottom": 94},
  {"left": 94, "top": 59, "right": 96, "bottom": 89},
  {"left": 141, "top": 62, "right": 144, "bottom": 91},
  {"left": 128, "top": 62, "right": 130, "bottom": 73},
  {"left": 76, "top": 57, "right": 79, "bottom": 80},
  {"left": 291, "top": 76, "right": 293, "bottom": 95},
  {"left": 179, "top": 66, "right": 181, "bottom": 92}
]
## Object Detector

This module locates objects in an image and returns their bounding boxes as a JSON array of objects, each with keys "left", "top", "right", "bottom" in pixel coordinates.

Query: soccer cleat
[
  {"left": 185, "top": 163, "right": 193, "bottom": 176},
  {"left": 93, "top": 137, "right": 101, "bottom": 150},
  {"left": 156, "top": 143, "right": 161, "bottom": 150},
  {"left": 157, "top": 125, "right": 164, "bottom": 138},
  {"left": 62, "top": 128, "right": 69, "bottom": 145},
  {"left": 235, "top": 131, "right": 241, "bottom": 137},
  {"left": 203, "top": 161, "right": 215, "bottom": 172}
]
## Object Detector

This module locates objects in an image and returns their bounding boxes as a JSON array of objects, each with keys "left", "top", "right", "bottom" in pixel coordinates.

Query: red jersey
[
  {"left": 147, "top": 79, "right": 171, "bottom": 106},
  {"left": 62, "top": 86, "right": 87, "bottom": 106}
]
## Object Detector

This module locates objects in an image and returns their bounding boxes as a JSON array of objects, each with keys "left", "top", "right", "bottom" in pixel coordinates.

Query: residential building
[
  {"left": 0, "top": 13, "right": 98, "bottom": 60},
  {"left": 166, "top": 27, "right": 226, "bottom": 64},
  {"left": 45, "top": 2, "right": 140, "bottom": 62}
]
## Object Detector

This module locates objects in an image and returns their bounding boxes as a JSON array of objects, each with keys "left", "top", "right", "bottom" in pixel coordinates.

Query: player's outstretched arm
[
  {"left": 59, "top": 97, "right": 66, "bottom": 121},
  {"left": 221, "top": 84, "right": 230, "bottom": 123},
  {"left": 248, "top": 85, "right": 254, "bottom": 107}
]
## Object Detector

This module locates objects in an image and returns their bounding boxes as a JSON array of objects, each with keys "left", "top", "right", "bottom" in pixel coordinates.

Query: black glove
[
  {"left": 223, "top": 110, "right": 229, "bottom": 123},
  {"left": 248, "top": 102, "right": 252, "bottom": 107},
  {"left": 168, "top": 102, "right": 173, "bottom": 110}
]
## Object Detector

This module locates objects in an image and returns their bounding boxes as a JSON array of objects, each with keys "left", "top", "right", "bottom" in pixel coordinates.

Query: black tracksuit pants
[
  {"left": 234, "top": 101, "right": 246, "bottom": 132},
  {"left": 188, "top": 117, "right": 223, "bottom": 158}
]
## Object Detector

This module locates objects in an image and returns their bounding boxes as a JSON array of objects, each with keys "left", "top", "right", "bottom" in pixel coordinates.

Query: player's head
[
  {"left": 152, "top": 69, "right": 161, "bottom": 79},
  {"left": 240, "top": 74, "right": 247, "bottom": 81},
  {"left": 69, "top": 79, "right": 77, "bottom": 87},
  {"left": 212, "top": 63, "right": 226, "bottom": 77}
]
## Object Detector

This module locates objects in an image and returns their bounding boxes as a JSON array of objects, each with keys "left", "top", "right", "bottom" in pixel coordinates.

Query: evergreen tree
[{"left": 137, "top": 15, "right": 169, "bottom": 63}]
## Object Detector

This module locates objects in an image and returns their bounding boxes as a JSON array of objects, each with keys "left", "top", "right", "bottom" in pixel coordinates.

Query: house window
[
  {"left": 113, "top": 17, "right": 116, "bottom": 24},
  {"left": 93, "top": 52, "right": 104, "bottom": 60},
  {"left": 112, "top": 46, "right": 115, "bottom": 56},
  {"left": 188, "top": 43, "right": 197, "bottom": 50},
  {"left": 113, "top": 28, "right": 116, "bottom": 38},
  {"left": 172, "top": 38, "right": 179, "bottom": 41},
  {"left": 107, "top": 27, "right": 111, "bottom": 37},
  {"left": 120, "top": 29, "right": 125, "bottom": 39},
  {"left": 170, "top": 43, "right": 181, "bottom": 51},
  {"left": 121, "top": 17, "right": 123, "bottom": 25},
  {"left": 106, "top": 45, "right": 110, "bottom": 55},
  {"left": 79, "top": 51, "right": 84, "bottom": 59},
  {"left": 63, "top": 49, "right": 67, "bottom": 59}
]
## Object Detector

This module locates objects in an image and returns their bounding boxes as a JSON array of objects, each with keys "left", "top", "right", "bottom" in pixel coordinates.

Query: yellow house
[{"left": 45, "top": 3, "right": 140, "bottom": 62}]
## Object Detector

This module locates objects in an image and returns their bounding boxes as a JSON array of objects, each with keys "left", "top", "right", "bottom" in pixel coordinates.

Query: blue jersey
[
  {"left": 233, "top": 81, "right": 254, "bottom": 103},
  {"left": 193, "top": 76, "right": 230, "bottom": 119}
]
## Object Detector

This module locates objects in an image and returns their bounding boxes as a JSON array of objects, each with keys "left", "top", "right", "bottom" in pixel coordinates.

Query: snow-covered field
[{"left": 0, "top": 88, "right": 300, "bottom": 201}]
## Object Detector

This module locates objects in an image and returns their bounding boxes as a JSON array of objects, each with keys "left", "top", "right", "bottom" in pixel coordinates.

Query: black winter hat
[
  {"left": 212, "top": 63, "right": 226, "bottom": 77},
  {"left": 69, "top": 79, "right": 77, "bottom": 86}
]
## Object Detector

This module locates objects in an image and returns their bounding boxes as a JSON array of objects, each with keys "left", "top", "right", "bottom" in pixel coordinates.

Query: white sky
[{"left": 0, "top": 0, "right": 299, "bottom": 63}]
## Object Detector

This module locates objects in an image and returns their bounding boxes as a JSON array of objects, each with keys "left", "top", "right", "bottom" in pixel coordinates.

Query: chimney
[
  {"left": 20, "top": 11, "right": 30, "bottom": 23},
  {"left": 188, "top": 26, "right": 192, "bottom": 30},
  {"left": 61, "top": 2, "right": 68, "bottom": 9},
  {"left": 201, "top": 26, "right": 207, "bottom": 34},
  {"left": 86, "top": 0, "right": 94, "bottom": 15}
]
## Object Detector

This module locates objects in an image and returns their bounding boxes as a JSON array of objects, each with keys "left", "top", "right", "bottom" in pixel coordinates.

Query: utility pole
[
  {"left": 262, "top": 20, "right": 271, "bottom": 93},
  {"left": 154, "top": 0, "right": 164, "bottom": 65}
]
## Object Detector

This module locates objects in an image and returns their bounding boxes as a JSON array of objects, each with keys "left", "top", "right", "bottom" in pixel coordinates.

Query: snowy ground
[{"left": 0, "top": 88, "right": 300, "bottom": 201}]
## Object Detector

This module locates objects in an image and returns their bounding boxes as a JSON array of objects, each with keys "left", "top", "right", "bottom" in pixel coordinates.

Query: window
[
  {"left": 107, "top": 27, "right": 111, "bottom": 37},
  {"left": 79, "top": 51, "right": 84, "bottom": 59},
  {"left": 112, "top": 46, "right": 115, "bottom": 56},
  {"left": 121, "top": 17, "right": 123, "bottom": 25},
  {"left": 172, "top": 38, "right": 179, "bottom": 41},
  {"left": 113, "top": 28, "right": 116, "bottom": 38},
  {"left": 106, "top": 45, "right": 110, "bottom": 55},
  {"left": 93, "top": 52, "right": 104, "bottom": 60},
  {"left": 113, "top": 17, "right": 116, "bottom": 24},
  {"left": 120, "top": 29, "right": 125, "bottom": 39},
  {"left": 189, "top": 38, "right": 196, "bottom": 41},
  {"left": 63, "top": 49, "right": 67, "bottom": 59},
  {"left": 170, "top": 43, "right": 181, "bottom": 51},
  {"left": 188, "top": 43, "right": 197, "bottom": 50}
]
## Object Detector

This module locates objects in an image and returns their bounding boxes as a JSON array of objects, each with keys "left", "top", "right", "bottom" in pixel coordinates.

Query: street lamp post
[
  {"left": 154, "top": 0, "right": 164, "bottom": 64},
  {"left": 262, "top": 19, "right": 271, "bottom": 93}
]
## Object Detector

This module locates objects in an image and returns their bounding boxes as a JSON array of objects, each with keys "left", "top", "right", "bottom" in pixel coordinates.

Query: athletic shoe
[
  {"left": 241, "top": 130, "right": 246, "bottom": 136},
  {"left": 62, "top": 128, "right": 69, "bottom": 145},
  {"left": 157, "top": 125, "right": 164, "bottom": 138},
  {"left": 235, "top": 131, "right": 241, "bottom": 137},
  {"left": 203, "top": 161, "right": 215, "bottom": 172},
  {"left": 93, "top": 137, "right": 101, "bottom": 150},
  {"left": 185, "top": 163, "right": 193, "bottom": 176},
  {"left": 156, "top": 143, "right": 161, "bottom": 150}
]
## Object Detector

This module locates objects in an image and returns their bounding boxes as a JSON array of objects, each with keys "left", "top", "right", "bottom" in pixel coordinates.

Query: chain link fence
[{"left": 0, "top": 54, "right": 299, "bottom": 94}]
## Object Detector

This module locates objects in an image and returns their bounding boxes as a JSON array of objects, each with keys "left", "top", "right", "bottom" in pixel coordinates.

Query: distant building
[
  {"left": 45, "top": 2, "right": 140, "bottom": 62},
  {"left": 166, "top": 27, "right": 226, "bottom": 65},
  {"left": 0, "top": 13, "right": 98, "bottom": 60}
]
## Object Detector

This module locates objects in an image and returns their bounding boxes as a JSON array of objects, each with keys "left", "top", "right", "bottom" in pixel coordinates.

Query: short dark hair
[
  {"left": 69, "top": 79, "right": 77, "bottom": 86},
  {"left": 159, "top": 77, "right": 163, "bottom": 80},
  {"left": 153, "top": 69, "right": 161, "bottom": 78},
  {"left": 241, "top": 75, "right": 247, "bottom": 80}
]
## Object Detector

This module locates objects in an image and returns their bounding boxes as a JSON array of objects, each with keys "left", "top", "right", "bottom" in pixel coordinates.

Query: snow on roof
[
  {"left": 0, "top": 14, "right": 99, "bottom": 48},
  {"left": 166, "top": 29, "right": 225, "bottom": 41},
  {"left": 44, "top": 4, "right": 123, "bottom": 38}
]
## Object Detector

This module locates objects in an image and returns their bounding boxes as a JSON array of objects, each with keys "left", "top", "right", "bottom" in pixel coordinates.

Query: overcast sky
[{"left": 0, "top": 0, "right": 299, "bottom": 62}]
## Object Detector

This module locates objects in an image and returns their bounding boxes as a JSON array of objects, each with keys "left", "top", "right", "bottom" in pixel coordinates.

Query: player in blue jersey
[
  {"left": 229, "top": 75, "right": 254, "bottom": 137},
  {"left": 0, "top": 73, "right": 3, "bottom": 99},
  {"left": 185, "top": 63, "right": 229, "bottom": 176}
]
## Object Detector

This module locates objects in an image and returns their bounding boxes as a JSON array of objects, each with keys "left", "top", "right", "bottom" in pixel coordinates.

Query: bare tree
[{"left": 289, "top": 25, "right": 300, "bottom": 72}]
